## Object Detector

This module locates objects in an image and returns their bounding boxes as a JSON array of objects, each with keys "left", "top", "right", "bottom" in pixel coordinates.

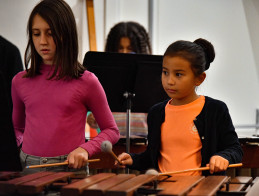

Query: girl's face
[
  {"left": 118, "top": 37, "right": 133, "bottom": 53},
  {"left": 32, "top": 14, "right": 56, "bottom": 65},
  {"left": 162, "top": 56, "right": 205, "bottom": 105}
]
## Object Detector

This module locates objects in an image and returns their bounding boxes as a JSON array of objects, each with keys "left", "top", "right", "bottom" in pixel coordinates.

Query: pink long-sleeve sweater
[{"left": 11, "top": 64, "right": 120, "bottom": 157}]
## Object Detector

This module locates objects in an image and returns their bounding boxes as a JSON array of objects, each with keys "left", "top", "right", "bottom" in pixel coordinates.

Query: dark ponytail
[{"left": 194, "top": 38, "right": 215, "bottom": 71}]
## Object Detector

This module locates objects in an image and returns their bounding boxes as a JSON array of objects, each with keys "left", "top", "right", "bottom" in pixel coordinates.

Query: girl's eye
[
  {"left": 176, "top": 73, "right": 182, "bottom": 77},
  {"left": 33, "top": 33, "right": 40, "bottom": 37},
  {"left": 162, "top": 70, "right": 168, "bottom": 75}
]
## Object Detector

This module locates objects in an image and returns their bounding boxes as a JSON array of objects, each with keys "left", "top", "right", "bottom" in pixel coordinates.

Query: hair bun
[{"left": 194, "top": 38, "right": 215, "bottom": 70}]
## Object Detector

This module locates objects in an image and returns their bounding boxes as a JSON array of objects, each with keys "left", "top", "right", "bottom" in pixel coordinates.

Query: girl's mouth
[
  {"left": 167, "top": 89, "right": 176, "bottom": 93},
  {"left": 41, "top": 49, "right": 49, "bottom": 54}
]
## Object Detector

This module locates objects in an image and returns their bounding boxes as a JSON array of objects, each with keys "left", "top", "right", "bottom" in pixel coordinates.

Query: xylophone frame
[{"left": 0, "top": 171, "right": 259, "bottom": 196}]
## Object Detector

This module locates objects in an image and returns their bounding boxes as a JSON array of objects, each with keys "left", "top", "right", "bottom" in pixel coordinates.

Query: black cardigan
[{"left": 129, "top": 96, "right": 243, "bottom": 175}]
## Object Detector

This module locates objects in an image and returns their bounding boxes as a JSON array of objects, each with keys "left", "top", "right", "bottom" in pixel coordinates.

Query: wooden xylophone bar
[{"left": 0, "top": 171, "right": 259, "bottom": 196}]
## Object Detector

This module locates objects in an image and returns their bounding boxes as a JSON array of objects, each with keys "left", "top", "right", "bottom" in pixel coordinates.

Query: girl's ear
[{"left": 196, "top": 72, "right": 206, "bottom": 86}]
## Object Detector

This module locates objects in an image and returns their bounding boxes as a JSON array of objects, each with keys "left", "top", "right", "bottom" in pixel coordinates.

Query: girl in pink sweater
[{"left": 11, "top": 0, "right": 119, "bottom": 173}]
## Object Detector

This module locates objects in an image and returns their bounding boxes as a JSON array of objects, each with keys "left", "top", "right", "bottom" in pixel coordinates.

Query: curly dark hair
[{"left": 105, "top": 21, "right": 152, "bottom": 54}]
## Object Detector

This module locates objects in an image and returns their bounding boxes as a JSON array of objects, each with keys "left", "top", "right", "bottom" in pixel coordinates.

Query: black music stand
[
  {"left": 83, "top": 52, "right": 169, "bottom": 154},
  {"left": 0, "top": 72, "right": 22, "bottom": 171}
]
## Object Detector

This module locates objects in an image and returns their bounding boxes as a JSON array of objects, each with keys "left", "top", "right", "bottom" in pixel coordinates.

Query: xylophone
[{"left": 0, "top": 171, "right": 259, "bottom": 196}]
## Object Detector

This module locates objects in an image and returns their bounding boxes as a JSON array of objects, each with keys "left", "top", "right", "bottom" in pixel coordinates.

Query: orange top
[{"left": 158, "top": 96, "right": 205, "bottom": 176}]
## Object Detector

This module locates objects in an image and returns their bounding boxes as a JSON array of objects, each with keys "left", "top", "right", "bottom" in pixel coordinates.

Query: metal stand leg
[{"left": 124, "top": 92, "right": 135, "bottom": 174}]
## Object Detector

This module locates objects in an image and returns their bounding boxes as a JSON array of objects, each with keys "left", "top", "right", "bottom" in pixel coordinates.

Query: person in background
[
  {"left": 0, "top": 36, "right": 23, "bottom": 171},
  {"left": 0, "top": 36, "right": 24, "bottom": 113},
  {"left": 105, "top": 21, "right": 152, "bottom": 54},
  {"left": 87, "top": 21, "right": 152, "bottom": 138},
  {"left": 115, "top": 38, "right": 243, "bottom": 176},
  {"left": 11, "top": 0, "right": 119, "bottom": 174}
]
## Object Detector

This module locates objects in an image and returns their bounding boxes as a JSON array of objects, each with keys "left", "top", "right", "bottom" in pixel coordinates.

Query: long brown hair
[{"left": 24, "top": 0, "right": 85, "bottom": 80}]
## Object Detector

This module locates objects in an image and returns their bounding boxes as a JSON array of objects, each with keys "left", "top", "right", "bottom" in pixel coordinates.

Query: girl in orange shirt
[{"left": 116, "top": 38, "right": 243, "bottom": 175}]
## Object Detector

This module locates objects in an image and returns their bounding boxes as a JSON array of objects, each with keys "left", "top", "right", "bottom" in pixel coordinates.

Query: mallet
[
  {"left": 145, "top": 163, "right": 243, "bottom": 176},
  {"left": 101, "top": 140, "right": 122, "bottom": 165}
]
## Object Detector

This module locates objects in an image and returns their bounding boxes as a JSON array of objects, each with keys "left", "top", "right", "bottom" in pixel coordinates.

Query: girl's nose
[
  {"left": 168, "top": 76, "right": 175, "bottom": 85},
  {"left": 40, "top": 35, "right": 47, "bottom": 44}
]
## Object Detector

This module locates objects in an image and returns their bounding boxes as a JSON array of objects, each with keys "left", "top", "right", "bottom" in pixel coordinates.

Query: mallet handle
[{"left": 159, "top": 163, "right": 243, "bottom": 176}]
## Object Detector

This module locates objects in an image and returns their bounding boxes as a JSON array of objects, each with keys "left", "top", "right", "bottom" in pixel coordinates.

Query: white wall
[
  {"left": 1, "top": 0, "right": 259, "bottom": 134},
  {"left": 154, "top": 0, "right": 259, "bottom": 130},
  {"left": 0, "top": 0, "right": 39, "bottom": 64}
]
